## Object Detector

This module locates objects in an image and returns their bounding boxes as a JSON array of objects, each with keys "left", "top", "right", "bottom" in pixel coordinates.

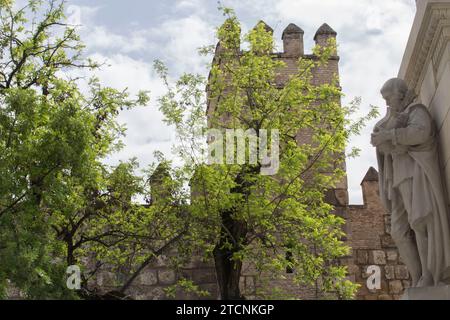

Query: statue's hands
[{"left": 371, "top": 130, "right": 393, "bottom": 147}]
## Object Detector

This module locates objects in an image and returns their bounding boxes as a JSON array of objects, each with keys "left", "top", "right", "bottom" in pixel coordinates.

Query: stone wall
[
  {"left": 7, "top": 20, "right": 411, "bottom": 301},
  {"left": 91, "top": 253, "right": 219, "bottom": 300},
  {"left": 114, "top": 23, "right": 409, "bottom": 301},
  {"left": 6, "top": 165, "right": 411, "bottom": 300},
  {"left": 238, "top": 167, "right": 413, "bottom": 301},
  {"left": 346, "top": 167, "right": 411, "bottom": 300},
  {"left": 7, "top": 166, "right": 409, "bottom": 300},
  {"left": 203, "top": 21, "right": 350, "bottom": 300}
]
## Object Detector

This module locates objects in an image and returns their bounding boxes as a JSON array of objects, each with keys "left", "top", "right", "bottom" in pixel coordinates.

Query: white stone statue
[{"left": 371, "top": 78, "right": 450, "bottom": 287}]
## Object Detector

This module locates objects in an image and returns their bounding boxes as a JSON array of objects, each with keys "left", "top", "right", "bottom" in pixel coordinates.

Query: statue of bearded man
[{"left": 371, "top": 77, "right": 450, "bottom": 287}]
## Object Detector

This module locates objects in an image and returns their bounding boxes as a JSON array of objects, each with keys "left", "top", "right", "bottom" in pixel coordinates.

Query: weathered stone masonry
[
  {"left": 4, "top": 22, "right": 409, "bottom": 301},
  {"left": 346, "top": 167, "right": 411, "bottom": 300},
  {"left": 112, "top": 22, "right": 410, "bottom": 300}
]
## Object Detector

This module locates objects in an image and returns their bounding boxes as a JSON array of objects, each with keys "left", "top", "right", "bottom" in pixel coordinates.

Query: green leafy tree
[
  {"left": 0, "top": 0, "right": 204, "bottom": 300},
  {"left": 0, "top": 0, "right": 378, "bottom": 301},
  {"left": 0, "top": 0, "right": 168, "bottom": 298},
  {"left": 154, "top": 7, "right": 378, "bottom": 300}
]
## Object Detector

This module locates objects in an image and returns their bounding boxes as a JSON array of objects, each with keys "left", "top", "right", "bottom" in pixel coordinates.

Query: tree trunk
[
  {"left": 212, "top": 165, "right": 258, "bottom": 300},
  {"left": 213, "top": 209, "right": 247, "bottom": 300}
]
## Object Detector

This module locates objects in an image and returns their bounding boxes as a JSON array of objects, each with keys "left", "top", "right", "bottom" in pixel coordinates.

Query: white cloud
[
  {"left": 66, "top": 4, "right": 101, "bottom": 27},
  {"left": 148, "top": 15, "right": 215, "bottom": 74},
  {"left": 68, "top": 0, "right": 417, "bottom": 204},
  {"left": 85, "top": 53, "right": 175, "bottom": 168},
  {"left": 68, "top": 7, "right": 217, "bottom": 172},
  {"left": 175, "top": 0, "right": 205, "bottom": 11},
  {"left": 82, "top": 26, "right": 147, "bottom": 53},
  {"left": 270, "top": 0, "right": 416, "bottom": 203}
]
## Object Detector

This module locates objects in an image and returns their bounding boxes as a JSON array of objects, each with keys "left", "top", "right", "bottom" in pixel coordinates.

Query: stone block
[
  {"left": 154, "top": 254, "right": 169, "bottom": 268},
  {"left": 385, "top": 266, "right": 395, "bottom": 280},
  {"left": 184, "top": 256, "right": 213, "bottom": 269},
  {"left": 389, "top": 280, "right": 404, "bottom": 294},
  {"left": 395, "top": 265, "right": 410, "bottom": 280},
  {"left": 158, "top": 270, "right": 176, "bottom": 285},
  {"left": 193, "top": 269, "right": 217, "bottom": 284},
  {"left": 138, "top": 270, "right": 158, "bottom": 286},
  {"left": 370, "top": 250, "right": 386, "bottom": 265},
  {"left": 97, "top": 271, "right": 117, "bottom": 287},
  {"left": 378, "top": 294, "right": 393, "bottom": 300},
  {"left": 125, "top": 286, "right": 144, "bottom": 299},
  {"left": 386, "top": 250, "right": 398, "bottom": 263},
  {"left": 356, "top": 250, "right": 368, "bottom": 265}
]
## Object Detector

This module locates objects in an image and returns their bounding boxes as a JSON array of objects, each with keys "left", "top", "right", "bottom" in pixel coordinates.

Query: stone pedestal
[{"left": 401, "top": 286, "right": 450, "bottom": 300}]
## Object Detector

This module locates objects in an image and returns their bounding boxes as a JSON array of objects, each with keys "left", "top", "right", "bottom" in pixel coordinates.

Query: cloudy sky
[{"left": 60, "top": 0, "right": 416, "bottom": 204}]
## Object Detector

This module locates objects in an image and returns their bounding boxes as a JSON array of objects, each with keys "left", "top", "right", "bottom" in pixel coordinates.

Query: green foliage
[
  {"left": 164, "top": 278, "right": 210, "bottom": 299},
  {"left": 0, "top": 0, "right": 376, "bottom": 301},
  {"left": 0, "top": 0, "right": 157, "bottom": 299},
  {"left": 154, "top": 7, "right": 376, "bottom": 300}
]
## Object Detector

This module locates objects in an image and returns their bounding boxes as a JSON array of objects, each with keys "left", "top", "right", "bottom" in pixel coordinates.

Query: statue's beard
[{"left": 402, "top": 89, "right": 418, "bottom": 109}]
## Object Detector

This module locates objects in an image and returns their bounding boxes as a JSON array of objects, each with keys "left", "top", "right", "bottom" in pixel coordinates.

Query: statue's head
[{"left": 380, "top": 78, "right": 409, "bottom": 112}]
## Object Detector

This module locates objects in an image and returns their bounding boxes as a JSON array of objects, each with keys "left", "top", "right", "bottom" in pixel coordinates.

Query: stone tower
[
  {"left": 81, "top": 21, "right": 408, "bottom": 301},
  {"left": 206, "top": 21, "right": 411, "bottom": 300},
  {"left": 207, "top": 21, "right": 352, "bottom": 299}
]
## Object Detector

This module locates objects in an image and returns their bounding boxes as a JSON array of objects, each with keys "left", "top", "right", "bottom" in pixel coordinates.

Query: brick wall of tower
[
  {"left": 346, "top": 167, "right": 411, "bottom": 300},
  {"left": 238, "top": 22, "right": 350, "bottom": 299},
  {"left": 84, "top": 166, "right": 410, "bottom": 300},
  {"left": 210, "top": 22, "right": 411, "bottom": 300},
  {"left": 83, "top": 22, "right": 407, "bottom": 301}
]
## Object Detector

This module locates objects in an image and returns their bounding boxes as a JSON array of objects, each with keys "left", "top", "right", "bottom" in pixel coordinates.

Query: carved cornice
[{"left": 404, "top": 3, "right": 450, "bottom": 92}]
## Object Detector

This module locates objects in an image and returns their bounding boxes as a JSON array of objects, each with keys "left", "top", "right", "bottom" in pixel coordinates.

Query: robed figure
[{"left": 371, "top": 78, "right": 450, "bottom": 287}]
